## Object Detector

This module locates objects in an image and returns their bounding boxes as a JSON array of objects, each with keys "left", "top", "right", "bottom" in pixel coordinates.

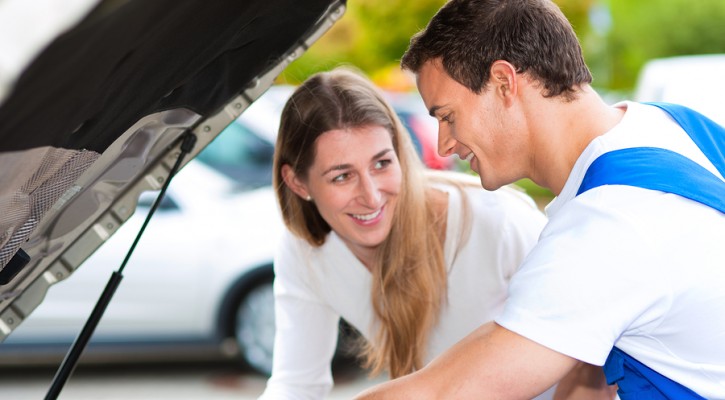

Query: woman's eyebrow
[
  {"left": 321, "top": 163, "right": 351, "bottom": 176},
  {"left": 371, "top": 148, "right": 393, "bottom": 161},
  {"left": 320, "top": 148, "right": 393, "bottom": 177}
]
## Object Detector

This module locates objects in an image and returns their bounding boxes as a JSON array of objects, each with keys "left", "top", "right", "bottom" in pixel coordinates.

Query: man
[{"left": 355, "top": 0, "right": 725, "bottom": 399}]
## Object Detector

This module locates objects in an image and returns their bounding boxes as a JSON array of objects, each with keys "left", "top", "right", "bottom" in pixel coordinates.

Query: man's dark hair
[{"left": 401, "top": 0, "right": 592, "bottom": 100}]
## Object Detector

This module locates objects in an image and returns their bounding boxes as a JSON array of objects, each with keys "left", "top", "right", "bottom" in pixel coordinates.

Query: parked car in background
[
  {"left": 0, "top": 3, "right": 347, "bottom": 394},
  {"left": 2, "top": 157, "right": 286, "bottom": 376},
  {"left": 1, "top": 82, "right": 448, "bottom": 377},
  {"left": 634, "top": 54, "right": 725, "bottom": 126},
  {"left": 384, "top": 91, "right": 455, "bottom": 171}
]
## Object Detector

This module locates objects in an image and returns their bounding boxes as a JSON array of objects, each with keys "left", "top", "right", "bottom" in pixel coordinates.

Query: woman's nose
[{"left": 358, "top": 174, "right": 382, "bottom": 207}]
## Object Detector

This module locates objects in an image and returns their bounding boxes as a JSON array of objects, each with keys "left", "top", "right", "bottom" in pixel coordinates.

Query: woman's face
[{"left": 290, "top": 124, "right": 402, "bottom": 260}]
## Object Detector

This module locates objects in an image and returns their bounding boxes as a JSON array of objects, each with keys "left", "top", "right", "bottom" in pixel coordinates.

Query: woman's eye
[
  {"left": 441, "top": 114, "right": 452, "bottom": 123},
  {"left": 332, "top": 173, "right": 349, "bottom": 183},
  {"left": 374, "top": 159, "right": 391, "bottom": 169}
]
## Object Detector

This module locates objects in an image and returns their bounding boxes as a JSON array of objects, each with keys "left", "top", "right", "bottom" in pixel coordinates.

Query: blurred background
[
  {"left": 2, "top": 1, "right": 724, "bottom": 398},
  {"left": 278, "top": 0, "right": 725, "bottom": 96},
  {"left": 276, "top": 0, "right": 725, "bottom": 205}
]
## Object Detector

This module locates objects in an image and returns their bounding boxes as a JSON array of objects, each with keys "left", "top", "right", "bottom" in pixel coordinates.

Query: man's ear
[
  {"left": 281, "top": 164, "right": 310, "bottom": 200},
  {"left": 489, "top": 60, "right": 518, "bottom": 104}
]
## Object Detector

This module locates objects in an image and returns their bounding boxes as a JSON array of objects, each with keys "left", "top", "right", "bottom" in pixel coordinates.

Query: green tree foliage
[
  {"left": 279, "top": 0, "right": 446, "bottom": 87},
  {"left": 556, "top": 0, "right": 597, "bottom": 37},
  {"left": 280, "top": 0, "right": 596, "bottom": 88},
  {"left": 282, "top": 0, "right": 725, "bottom": 92},
  {"left": 604, "top": 0, "right": 725, "bottom": 90}
]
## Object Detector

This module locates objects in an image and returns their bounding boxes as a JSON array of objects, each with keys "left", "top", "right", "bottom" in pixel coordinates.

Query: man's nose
[
  {"left": 358, "top": 173, "right": 382, "bottom": 207},
  {"left": 437, "top": 126, "right": 456, "bottom": 157}
]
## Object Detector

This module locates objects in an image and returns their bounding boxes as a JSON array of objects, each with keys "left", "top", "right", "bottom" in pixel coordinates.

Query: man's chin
[{"left": 478, "top": 176, "right": 505, "bottom": 191}]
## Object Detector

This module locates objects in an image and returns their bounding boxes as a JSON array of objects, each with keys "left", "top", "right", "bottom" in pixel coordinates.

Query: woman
[{"left": 259, "top": 68, "right": 549, "bottom": 398}]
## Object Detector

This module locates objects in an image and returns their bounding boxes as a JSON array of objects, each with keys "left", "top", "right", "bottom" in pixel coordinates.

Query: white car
[
  {"left": 1, "top": 84, "right": 361, "bottom": 376},
  {"left": 0, "top": 2, "right": 346, "bottom": 396},
  {"left": 634, "top": 54, "right": 725, "bottom": 125},
  {"left": 1, "top": 81, "right": 450, "bottom": 377},
  {"left": 2, "top": 155, "right": 286, "bottom": 375}
]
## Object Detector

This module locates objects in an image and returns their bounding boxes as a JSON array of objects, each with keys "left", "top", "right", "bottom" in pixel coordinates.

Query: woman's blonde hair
[{"left": 273, "top": 67, "right": 449, "bottom": 377}]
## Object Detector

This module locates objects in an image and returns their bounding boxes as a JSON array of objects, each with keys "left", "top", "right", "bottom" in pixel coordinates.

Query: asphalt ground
[{"left": 0, "top": 359, "right": 385, "bottom": 399}]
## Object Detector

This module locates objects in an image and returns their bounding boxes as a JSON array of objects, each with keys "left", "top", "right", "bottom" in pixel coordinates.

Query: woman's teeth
[
  {"left": 352, "top": 208, "right": 381, "bottom": 221},
  {"left": 464, "top": 153, "right": 474, "bottom": 162}
]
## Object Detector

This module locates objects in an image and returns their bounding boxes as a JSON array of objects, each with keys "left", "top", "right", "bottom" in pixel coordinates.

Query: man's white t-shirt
[
  {"left": 496, "top": 102, "right": 725, "bottom": 398},
  {"left": 260, "top": 182, "right": 547, "bottom": 399}
]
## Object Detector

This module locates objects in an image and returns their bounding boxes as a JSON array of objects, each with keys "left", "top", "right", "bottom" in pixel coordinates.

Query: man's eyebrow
[{"left": 428, "top": 105, "right": 441, "bottom": 117}]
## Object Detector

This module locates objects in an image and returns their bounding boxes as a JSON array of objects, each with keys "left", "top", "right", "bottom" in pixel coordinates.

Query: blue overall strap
[
  {"left": 645, "top": 102, "right": 725, "bottom": 178},
  {"left": 577, "top": 103, "right": 724, "bottom": 399},
  {"left": 576, "top": 146, "right": 725, "bottom": 213},
  {"left": 604, "top": 348, "right": 707, "bottom": 400},
  {"left": 577, "top": 102, "right": 725, "bottom": 214}
]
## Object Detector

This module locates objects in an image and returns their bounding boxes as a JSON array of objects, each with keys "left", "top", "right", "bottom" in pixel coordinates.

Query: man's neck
[{"left": 528, "top": 86, "right": 625, "bottom": 195}]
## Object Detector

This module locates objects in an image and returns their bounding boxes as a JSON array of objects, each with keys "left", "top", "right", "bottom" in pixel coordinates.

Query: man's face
[{"left": 416, "top": 59, "right": 528, "bottom": 190}]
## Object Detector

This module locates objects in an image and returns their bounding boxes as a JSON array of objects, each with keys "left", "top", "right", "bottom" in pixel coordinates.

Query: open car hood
[{"left": 0, "top": 0, "right": 345, "bottom": 340}]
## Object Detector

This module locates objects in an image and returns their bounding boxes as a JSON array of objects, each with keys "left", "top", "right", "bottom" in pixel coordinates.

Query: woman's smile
[{"left": 350, "top": 205, "right": 384, "bottom": 225}]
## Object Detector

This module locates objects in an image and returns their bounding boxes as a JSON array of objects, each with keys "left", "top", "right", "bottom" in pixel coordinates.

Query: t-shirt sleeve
[
  {"left": 258, "top": 232, "right": 340, "bottom": 400},
  {"left": 495, "top": 196, "right": 673, "bottom": 366}
]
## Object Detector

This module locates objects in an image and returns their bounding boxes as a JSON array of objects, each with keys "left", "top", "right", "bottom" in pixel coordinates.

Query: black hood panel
[
  {"left": 0, "top": 0, "right": 344, "bottom": 341},
  {"left": 0, "top": 0, "right": 334, "bottom": 153}
]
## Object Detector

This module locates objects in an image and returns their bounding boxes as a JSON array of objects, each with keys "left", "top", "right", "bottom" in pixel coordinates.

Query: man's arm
[
  {"left": 554, "top": 362, "right": 617, "bottom": 400},
  {"left": 354, "top": 322, "right": 578, "bottom": 400}
]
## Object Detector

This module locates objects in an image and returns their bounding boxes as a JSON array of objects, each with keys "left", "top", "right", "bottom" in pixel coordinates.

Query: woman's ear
[{"left": 281, "top": 164, "right": 310, "bottom": 200}]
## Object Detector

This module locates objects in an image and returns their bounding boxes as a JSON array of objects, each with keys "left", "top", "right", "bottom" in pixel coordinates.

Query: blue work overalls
[{"left": 577, "top": 102, "right": 725, "bottom": 399}]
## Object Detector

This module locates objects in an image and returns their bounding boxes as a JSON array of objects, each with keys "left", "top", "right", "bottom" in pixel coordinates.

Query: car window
[{"left": 196, "top": 121, "right": 275, "bottom": 190}]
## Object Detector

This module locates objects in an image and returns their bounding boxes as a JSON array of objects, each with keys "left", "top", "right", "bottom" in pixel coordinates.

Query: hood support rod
[{"left": 44, "top": 131, "right": 197, "bottom": 400}]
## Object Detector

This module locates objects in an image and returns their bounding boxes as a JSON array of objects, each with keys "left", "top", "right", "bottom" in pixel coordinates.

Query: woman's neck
[{"left": 350, "top": 246, "right": 376, "bottom": 272}]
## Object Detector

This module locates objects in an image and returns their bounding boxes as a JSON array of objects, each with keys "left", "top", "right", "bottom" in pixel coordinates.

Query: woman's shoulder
[
  {"left": 275, "top": 230, "right": 358, "bottom": 277},
  {"left": 427, "top": 170, "right": 537, "bottom": 207},
  {"left": 444, "top": 177, "right": 540, "bottom": 213},
  {"left": 426, "top": 170, "right": 544, "bottom": 225},
  {"left": 277, "top": 229, "right": 307, "bottom": 255},
  {"left": 275, "top": 230, "right": 325, "bottom": 276},
  {"left": 426, "top": 169, "right": 480, "bottom": 191}
]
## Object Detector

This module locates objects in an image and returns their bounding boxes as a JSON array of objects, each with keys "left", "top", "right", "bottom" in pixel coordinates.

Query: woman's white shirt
[{"left": 259, "top": 183, "right": 547, "bottom": 399}]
